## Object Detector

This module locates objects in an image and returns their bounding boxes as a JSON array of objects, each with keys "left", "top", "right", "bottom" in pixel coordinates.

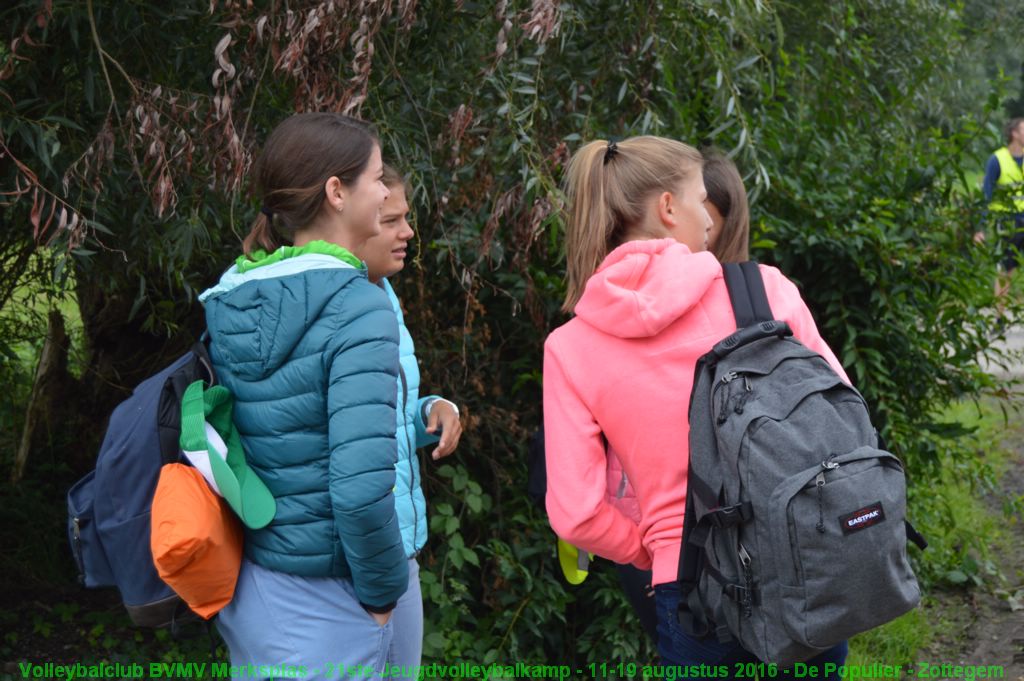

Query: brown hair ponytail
[
  {"left": 561, "top": 136, "right": 703, "bottom": 312},
  {"left": 242, "top": 213, "right": 281, "bottom": 256}
]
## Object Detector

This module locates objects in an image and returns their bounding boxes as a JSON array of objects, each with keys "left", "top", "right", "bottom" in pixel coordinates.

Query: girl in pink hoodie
[{"left": 543, "top": 137, "right": 849, "bottom": 677}]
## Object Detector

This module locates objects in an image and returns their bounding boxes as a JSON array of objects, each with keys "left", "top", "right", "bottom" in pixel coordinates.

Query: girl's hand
[
  {"left": 370, "top": 610, "right": 392, "bottom": 627},
  {"left": 426, "top": 400, "right": 463, "bottom": 460}
]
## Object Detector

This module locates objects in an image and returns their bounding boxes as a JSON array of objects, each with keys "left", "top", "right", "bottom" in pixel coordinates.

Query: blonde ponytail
[
  {"left": 561, "top": 136, "right": 703, "bottom": 312},
  {"left": 563, "top": 142, "right": 616, "bottom": 313}
]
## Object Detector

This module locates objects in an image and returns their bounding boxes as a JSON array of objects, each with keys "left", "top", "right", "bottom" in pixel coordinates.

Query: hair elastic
[
  {"left": 603, "top": 140, "right": 619, "bottom": 165},
  {"left": 260, "top": 206, "right": 274, "bottom": 219}
]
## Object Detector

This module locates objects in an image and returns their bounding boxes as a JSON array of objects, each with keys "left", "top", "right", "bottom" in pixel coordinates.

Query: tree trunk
[
  {"left": 65, "top": 258, "right": 205, "bottom": 475},
  {"left": 12, "top": 308, "right": 69, "bottom": 483}
]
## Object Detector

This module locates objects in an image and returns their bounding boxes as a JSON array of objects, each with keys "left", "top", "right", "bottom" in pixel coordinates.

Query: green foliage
[
  {"left": 747, "top": 3, "right": 1022, "bottom": 479},
  {"left": 3, "top": 0, "right": 1024, "bottom": 667},
  {"left": 0, "top": 596, "right": 231, "bottom": 680}
]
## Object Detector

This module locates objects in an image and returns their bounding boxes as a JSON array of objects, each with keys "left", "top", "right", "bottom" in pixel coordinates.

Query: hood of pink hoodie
[{"left": 574, "top": 238, "right": 722, "bottom": 338}]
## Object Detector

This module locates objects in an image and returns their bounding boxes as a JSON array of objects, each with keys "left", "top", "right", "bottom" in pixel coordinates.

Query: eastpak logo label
[{"left": 839, "top": 502, "right": 886, "bottom": 535}]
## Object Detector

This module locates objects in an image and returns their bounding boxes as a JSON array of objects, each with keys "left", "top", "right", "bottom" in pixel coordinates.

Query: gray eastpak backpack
[{"left": 678, "top": 262, "right": 927, "bottom": 667}]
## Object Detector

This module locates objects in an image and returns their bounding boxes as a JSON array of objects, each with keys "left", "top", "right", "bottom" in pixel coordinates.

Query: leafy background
[{"left": 2, "top": 0, "right": 1024, "bottom": 672}]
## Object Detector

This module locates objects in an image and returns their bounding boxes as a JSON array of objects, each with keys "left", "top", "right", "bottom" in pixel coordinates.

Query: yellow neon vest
[{"left": 990, "top": 147, "right": 1024, "bottom": 213}]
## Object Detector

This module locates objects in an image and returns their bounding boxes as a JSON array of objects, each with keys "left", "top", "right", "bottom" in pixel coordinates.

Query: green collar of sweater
[{"left": 236, "top": 240, "right": 364, "bottom": 273}]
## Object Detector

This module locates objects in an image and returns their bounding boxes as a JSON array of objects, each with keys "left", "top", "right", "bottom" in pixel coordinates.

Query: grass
[
  {"left": 6, "top": 392, "right": 1016, "bottom": 679},
  {"left": 847, "top": 608, "right": 933, "bottom": 670}
]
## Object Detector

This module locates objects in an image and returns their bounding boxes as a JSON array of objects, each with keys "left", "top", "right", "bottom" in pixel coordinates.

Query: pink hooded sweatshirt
[{"left": 543, "top": 238, "right": 848, "bottom": 587}]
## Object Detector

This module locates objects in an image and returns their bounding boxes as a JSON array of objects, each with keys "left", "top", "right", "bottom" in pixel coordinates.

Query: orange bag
[{"left": 150, "top": 463, "right": 243, "bottom": 619}]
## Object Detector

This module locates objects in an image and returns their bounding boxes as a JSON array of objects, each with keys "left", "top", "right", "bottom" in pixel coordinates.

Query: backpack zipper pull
[
  {"left": 716, "top": 382, "right": 731, "bottom": 424},
  {"left": 734, "top": 376, "right": 753, "bottom": 414},
  {"left": 815, "top": 471, "right": 827, "bottom": 533},
  {"left": 815, "top": 456, "right": 839, "bottom": 533},
  {"left": 737, "top": 543, "right": 755, "bottom": 618},
  {"left": 738, "top": 542, "right": 752, "bottom": 568}
]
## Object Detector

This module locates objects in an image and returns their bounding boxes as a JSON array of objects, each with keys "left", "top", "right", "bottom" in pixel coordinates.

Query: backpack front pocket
[
  {"left": 769, "top": 447, "right": 920, "bottom": 649},
  {"left": 67, "top": 471, "right": 116, "bottom": 588}
]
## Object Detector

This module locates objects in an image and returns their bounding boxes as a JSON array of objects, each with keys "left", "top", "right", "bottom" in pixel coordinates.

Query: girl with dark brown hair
[{"left": 199, "top": 112, "right": 405, "bottom": 680}]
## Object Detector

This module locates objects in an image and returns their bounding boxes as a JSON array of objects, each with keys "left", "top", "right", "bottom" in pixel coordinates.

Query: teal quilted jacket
[{"left": 199, "top": 241, "right": 408, "bottom": 609}]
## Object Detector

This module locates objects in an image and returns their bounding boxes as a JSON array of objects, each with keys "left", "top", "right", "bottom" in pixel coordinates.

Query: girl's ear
[
  {"left": 656, "top": 190, "right": 677, "bottom": 229},
  {"left": 324, "top": 176, "right": 346, "bottom": 213}
]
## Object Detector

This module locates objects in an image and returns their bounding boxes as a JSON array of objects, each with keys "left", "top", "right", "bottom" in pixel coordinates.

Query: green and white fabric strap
[
  {"left": 178, "top": 380, "right": 277, "bottom": 529},
  {"left": 179, "top": 380, "right": 226, "bottom": 495}
]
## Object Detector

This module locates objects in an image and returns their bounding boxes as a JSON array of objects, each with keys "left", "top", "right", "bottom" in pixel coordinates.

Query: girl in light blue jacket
[{"left": 354, "top": 165, "right": 463, "bottom": 678}]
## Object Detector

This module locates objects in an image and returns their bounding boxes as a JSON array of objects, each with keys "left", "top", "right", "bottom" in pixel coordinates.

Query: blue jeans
[
  {"left": 655, "top": 583, "right": 848, "bottom": 681},
  {"left": 615, "top": 563, "right": 658, "bottom": 645}
]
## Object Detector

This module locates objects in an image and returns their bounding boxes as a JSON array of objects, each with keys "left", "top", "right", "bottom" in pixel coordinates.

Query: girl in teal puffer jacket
[
  {"left": 354, "top": 165, "right": 463, "bottom": 678},
  {"left": 201, "top": 113, "right": 407, "bottom": 681}
]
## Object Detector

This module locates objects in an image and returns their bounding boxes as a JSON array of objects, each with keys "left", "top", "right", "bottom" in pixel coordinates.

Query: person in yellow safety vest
[{"left": 977, "top": 118, "right": 1024, "bottom": 307}]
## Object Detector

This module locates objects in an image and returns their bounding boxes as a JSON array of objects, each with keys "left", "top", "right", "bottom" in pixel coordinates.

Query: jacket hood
[
  {"left": 574, "top": 238, "right": 721, "bottom": 338},
  {"left": 199, "top": 241, "right": 365, "bottom": 380}
]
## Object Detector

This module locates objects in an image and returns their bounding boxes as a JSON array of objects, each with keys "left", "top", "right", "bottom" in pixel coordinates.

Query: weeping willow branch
[{"left": 87, "top": 0, "right": 139, "bottom": 115}]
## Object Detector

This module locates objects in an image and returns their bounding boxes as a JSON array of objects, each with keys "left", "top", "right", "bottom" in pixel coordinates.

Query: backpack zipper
[
  {"left": 734, "top": 377, "right": 753, "bottom": 414},
  {"left": 616, "top": 470, "right": 629, "bottom": 499},
  {"left": 398, "top": 364, "right": 418, "bottom": 555},
  {"left": 815, "top": 457, "right": 840, "bottom": 533},
  {"left": 72, "top": 517, "right": 86, "bottom": 585},
  {"left": 717, "top": 372, "right": 753, "bottom": 423},
  {"left": 716, "top": 372, "right": 739, "bottom": 423},
  {"left": 738, "top": 542, "right": 755, "bottom": 618}
]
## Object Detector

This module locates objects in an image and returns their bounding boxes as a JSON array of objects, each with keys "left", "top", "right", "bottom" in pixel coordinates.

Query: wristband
[{"left": 424, "top": 397, "right": 460, "bottom": 420}]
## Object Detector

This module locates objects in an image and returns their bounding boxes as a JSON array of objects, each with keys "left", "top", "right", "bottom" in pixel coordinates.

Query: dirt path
[
  {"left": 930, "top": 331, "right": 1024, "bottom": 680},
  {"left": 958, "top": 404, "right": 1024, "bottom": 680},
  {"left": 917, "top": 440, "right": 1024, "bottom": 680}
]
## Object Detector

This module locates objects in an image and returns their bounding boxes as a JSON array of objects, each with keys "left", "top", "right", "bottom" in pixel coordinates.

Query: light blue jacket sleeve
[{"left": 414, "top": 395, "right": 443, "bottom": 449}]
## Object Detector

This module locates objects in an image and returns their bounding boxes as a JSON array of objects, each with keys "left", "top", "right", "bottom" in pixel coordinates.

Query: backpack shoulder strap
[
  {"left": 723, "top": 261, "right": 774, "bottom": 328},
  {"left": 158, "top": 333, "right": 215, "bottom": 466}
]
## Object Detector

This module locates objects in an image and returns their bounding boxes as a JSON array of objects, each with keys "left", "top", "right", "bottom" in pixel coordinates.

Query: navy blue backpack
[{"left": 66, "top": 341, "right": 214, "bottom": 628}]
